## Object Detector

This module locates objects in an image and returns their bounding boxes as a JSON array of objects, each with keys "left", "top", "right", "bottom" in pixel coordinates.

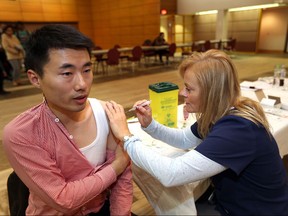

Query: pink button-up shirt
[{"left": 3, "top": 99, "right": 133, "bottom": 215}]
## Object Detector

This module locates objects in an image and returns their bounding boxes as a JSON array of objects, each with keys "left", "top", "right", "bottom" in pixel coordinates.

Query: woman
[
  {"left": 105, "top": 49, "right": 288, "bottom": 215},
  {"left": 1, "top": 25, "right": 24, "bottom": 86}
]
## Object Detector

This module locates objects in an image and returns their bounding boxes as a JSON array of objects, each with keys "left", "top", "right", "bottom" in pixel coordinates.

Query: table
[
  {"left": 129, "top": 102, "right": 288, "bottom": 215},
  {"left": 91, "top": 45, "right": 169, "bottom": 55},
  {"left": 241, "top": 77, "right": 288, "bottom": 110},
  {"left": 241, "top": 77, "right": 288, "bottom": 157},
  {"left": 128, "top": 104, "right": 210, "bottom": 215}
]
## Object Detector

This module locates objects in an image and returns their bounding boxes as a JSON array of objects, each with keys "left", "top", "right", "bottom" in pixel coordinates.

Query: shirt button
[
  {"left": 54, "top": 118, "right": 59, "bottom": 122},
  {"left": 81, "top": 206, "right": 86, "bottom": 211},
  {"left": 69, "top": 135, "right": 73, "bottom": 139}
]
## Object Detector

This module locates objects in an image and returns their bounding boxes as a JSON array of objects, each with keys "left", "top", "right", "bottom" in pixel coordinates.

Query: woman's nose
[{"left": 179, "top": 88, "right": 187, "bottom": 97}]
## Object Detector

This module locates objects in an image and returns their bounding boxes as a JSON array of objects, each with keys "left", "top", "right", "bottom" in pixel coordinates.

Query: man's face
[{"left": 37, "top": 48, "right": 93, "bottom": 115}]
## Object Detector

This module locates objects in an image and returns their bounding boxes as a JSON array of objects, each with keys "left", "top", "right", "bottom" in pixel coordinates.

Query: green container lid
[{"left": 149, "top": 82, "right": 179, "bottom": 93}]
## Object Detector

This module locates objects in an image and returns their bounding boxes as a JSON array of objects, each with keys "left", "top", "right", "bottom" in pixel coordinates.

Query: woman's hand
[
  {"left": 104, "top": 101, "right": 131, "bottom": 142},
  {"left": 133, "top": 100, "right": 153, "bottom": 128}
]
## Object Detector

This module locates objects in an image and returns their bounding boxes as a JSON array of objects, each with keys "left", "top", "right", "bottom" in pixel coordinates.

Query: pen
[{"left": 127, "top": 100, "right": 151, "bottom": 112}]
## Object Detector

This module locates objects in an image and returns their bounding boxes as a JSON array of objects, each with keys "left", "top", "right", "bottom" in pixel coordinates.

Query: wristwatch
[{"left": 122, "top": 134, "right": 134, "bottom": 143}]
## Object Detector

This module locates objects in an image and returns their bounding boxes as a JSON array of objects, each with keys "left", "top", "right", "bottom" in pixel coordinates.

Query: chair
[
  {"left": 93, "top": 46, "right": 105, "bottom": 74},
  {"left": 105, "top": 48, "right": 121, "bottom": 74},
  {"left": 202, "top": 40, "right": 211, "bottom": 52},
  {"left": 282, "top": 154, "right": 288, "bottom": 176},
  {"left": 181, "top": 44, "right": 192, "bottom": 58},
  {"left": 215, "top": 40, "right": 222, "bottom": 50},
  {"left": 182, "top": 42, "right": 200, "bottom": 58},
  {"left": 166, "top": 43, "right": 176, "bottom": 64},
  {"left": 7, "top": 171, "right": 29, "bottom": 216},
  {"left": 223, "top": 38, "right": 237, "bottom": 58},
  {"left": 142, "top": 39, "right": 157, "bottom": 64},
  {"left": 182, "top": 42, "right": 201, "bottom": 58},
  {"left": 127, "top": 46, "right": 142, "bottom": 72},
  {"left": 114, "top": 44, "right": 129, "bottom": 60},
  {"left": 223, "top": 38, "right": 237, "bottom": 52}
]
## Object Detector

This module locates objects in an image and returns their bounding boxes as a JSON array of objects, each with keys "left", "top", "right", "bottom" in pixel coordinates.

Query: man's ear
[{"left": 27, "top": 69, "right": 41, "bottom": 88}]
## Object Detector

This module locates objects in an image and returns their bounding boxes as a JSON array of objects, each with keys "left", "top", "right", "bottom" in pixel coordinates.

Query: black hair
[
  {"left": 24, "top": 24, "right": 94, "bottom": 77},
  {"left": 2, "top": 24, "right": 14, "bottom": 33}
]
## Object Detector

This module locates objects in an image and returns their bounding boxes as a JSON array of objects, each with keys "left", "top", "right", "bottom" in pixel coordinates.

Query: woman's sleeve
[
  {"left": 124, "top": 136, "right": 226, "bottom": 187},
  {"left": 1, "top": 36, "right": 18, "bottom": 55},
  {"left": 142, "top": 119, "right": 202, "bottom": 149}
]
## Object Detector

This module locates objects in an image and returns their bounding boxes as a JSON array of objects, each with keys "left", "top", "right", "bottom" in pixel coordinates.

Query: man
[
  {"left": 152, "top": 32, "right": 169, "bottom": 63},
  {"left": 15, "top": 21, "right": 30, "bottom": 51},
  {"left": 3, "top": 24, "right": 133, "bottom": 215}
]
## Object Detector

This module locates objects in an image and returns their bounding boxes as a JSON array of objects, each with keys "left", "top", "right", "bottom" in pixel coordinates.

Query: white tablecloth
[
  {"left": 241, "top": 78, "right": 288, "bottom": 157},
  {"left": 129, "top": 102, "right": 288, "bottom": 215},
  {"left": 128, "top": 105, "right": 210, "bottom": 215}
]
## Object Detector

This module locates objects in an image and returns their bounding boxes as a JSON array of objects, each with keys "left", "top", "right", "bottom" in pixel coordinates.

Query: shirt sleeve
[
  {"left": 124, "top": 136, "right": 226, "bottom": 187},
  {"left": 142, "top": 119, "right": 202, "bottom": 149},
  {"left": 195, "top": 115, "right": 259, "bottom": 175},
  {"left": 3, "top": 123, "right": 118, "bottom": 215},
  {"left": 107, "top": 150, "right": 133, "bottom": 216},
  {"left": 1, "top": 35, "right": 19, "bottom": 55}
]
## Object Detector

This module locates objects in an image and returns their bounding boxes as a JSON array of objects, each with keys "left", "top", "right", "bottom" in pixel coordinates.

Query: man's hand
[{"left": 111, "top": 145, "right": 130, "bottom": 176}]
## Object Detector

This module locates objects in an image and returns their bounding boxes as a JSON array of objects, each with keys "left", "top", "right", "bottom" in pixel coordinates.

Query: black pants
[
  {"left": 0, "top": 70, "right": 4, "bottom": 92},
  {"left": 88, "top": 199, "right": 110, "bottom": 216},
  {"left": 7, "top": 171, "right": 30, "bottom": 216},
  {"left": 156, "top": 50, "right": 169, "bottom": 62},
  {"left": 195, "top": 185, "right": 221, "bottom": 216}
]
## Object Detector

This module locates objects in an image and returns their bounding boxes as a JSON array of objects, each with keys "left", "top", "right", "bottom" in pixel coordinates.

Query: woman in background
[
  {"left": 105, "top": 49, "right": 288, "bottom": 215},
  {"left": 1, "top": 25, "right": 24, "bottom": 86}
]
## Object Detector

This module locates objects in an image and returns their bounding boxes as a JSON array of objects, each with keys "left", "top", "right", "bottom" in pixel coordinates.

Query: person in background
[
  {"left": 152, "top": 32, "right": 169, "bottom": 63},
  {"left": 105, "top": 49, "right": 288, "bottom": 215},
  {"left": 15, "top": 21, "right": 30, "bottom": 52},
  {"left": 3, "top": 24, "right": 133, "bottom": 215},
  {"left": 1, "top": 24, "right": 24, "bottom": 86},
  {"left": 0, "top": 60, "right": 10, "bottom": 94}
]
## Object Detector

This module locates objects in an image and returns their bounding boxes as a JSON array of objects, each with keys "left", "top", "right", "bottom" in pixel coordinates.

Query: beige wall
[
  {"left": 0, "top": 0, "right": 161, "bottom": 49},
  {"left": 258, "top": 7, "right": 288, "bottom": 52},
  {"left": 227, "top": 10, "right": 261, "bottom": 52},
  {"left": 160, "top": 10, "right": 260, "bottom": 52},
  {"left": 177, "top": 0, "right": 286, "bottom": 14}
]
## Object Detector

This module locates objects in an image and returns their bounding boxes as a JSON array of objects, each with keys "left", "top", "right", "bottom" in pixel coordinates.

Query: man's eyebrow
[
  {"left": 58, "top": 61, "right": 92, "bottom": 69},
  {"left": 84, "top": 61, "right": 92, "bottom": 67},
  {"left": 59, "top": 63, "right": 74, "bottom": 69}
]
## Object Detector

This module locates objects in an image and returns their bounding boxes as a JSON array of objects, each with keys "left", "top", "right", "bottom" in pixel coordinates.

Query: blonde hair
[{"left": 179, "top": 49, "right": 270, "bottom": 138}]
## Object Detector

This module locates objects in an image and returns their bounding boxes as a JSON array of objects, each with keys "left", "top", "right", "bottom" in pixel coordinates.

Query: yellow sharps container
[{"left": 149, "top": 82, "right": 179, "bottom": 128}]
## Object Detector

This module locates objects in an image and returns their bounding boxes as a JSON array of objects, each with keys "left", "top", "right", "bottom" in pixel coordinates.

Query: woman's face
[
  {"left": 179, "top": 69, "right": 201, "bottom": 113},
  {"left": 5, "top": 27, "right": 14, "bottom": 37}
]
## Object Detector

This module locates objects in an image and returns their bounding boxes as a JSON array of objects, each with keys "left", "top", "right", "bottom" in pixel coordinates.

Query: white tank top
[{"left": 80, "top": 98, "right": 109, "bottom": 167}]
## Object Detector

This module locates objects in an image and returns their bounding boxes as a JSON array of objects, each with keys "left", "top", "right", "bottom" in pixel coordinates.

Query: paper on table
[{"left": 240, "top": 80, "right": 271, "bottom": 90}]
